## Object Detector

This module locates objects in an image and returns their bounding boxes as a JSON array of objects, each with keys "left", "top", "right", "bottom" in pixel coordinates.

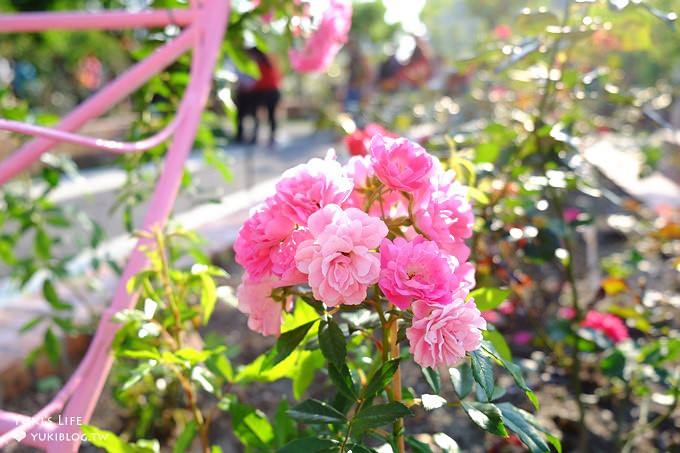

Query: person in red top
[{"left": 234, "top": 48, "right": 281, "bottom": 146}]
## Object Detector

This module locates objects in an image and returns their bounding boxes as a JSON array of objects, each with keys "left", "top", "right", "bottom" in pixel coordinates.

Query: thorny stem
[{"left": 387, "top": 312, "right": 406, "bottom": 453}]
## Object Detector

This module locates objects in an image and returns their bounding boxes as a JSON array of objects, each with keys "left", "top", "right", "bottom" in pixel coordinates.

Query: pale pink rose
[
  {"left": 370, "top": 135, "right": 434, "bottom": 192},
  {"left": 379, "top": 236, "right": 464, "bottom": 310},
  {"left": 295, "top": 204, "right": 387, "bottom": 306},
  {"left": 414, "top": 171, "right": 474, "bottom": 261},
  {"left": 234, "top": 199, "right": 308, "bottom": 284},
  {"left": 274, "top": 153, "right": 354, "bottom": 225},
  {"left": 343, "top": 154, "right": 375, "bottom": 209},
  {"left": 407, "top": 299, "right": 486, "bottom": 368},
  {"left": 236, "top": 278, "right": 285, "bottom": 336},
  {"left": 289, "top": 0, "right": 352, "bottom": 73}
]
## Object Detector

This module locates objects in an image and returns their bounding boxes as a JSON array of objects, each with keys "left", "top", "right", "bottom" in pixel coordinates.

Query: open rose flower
[
  {"left": 236, "top": 278, "right": 287, "bottom": 336},
  {"left": 295, "top": 204, "right": 387, "bottom": 306},
  {"left": 289, "top": 0, "right": 352, "bottom": 73},
  {"left": 274, "top": 152, "right": 354, "bottom": 225},
  {"left": 379, "top": 236, "right": 464, "bottom": 310},
  {"left": 581, "top": 310, "right": 629, "bottom": 343},
  {"left": 407, "top": 299, "right": 486, "bottom": 368},
  {"left": 413, "top": 171, "right": 474, "bottom": 261},
  {"left": 370, "top": 135, "right": 434, "bottom": 192},
  {"left": 234, "top": 199, "right": 308, "bottom": 285}
]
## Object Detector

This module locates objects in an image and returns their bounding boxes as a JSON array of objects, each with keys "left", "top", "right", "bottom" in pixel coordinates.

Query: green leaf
[
  {"left": 328, "top": 362, "right": 358, "bottom": 400},
  {"left": 293, "top": 350, "right": 324, "bottom": 400},
  {"left": 287, "top": 399, "right": 346, "bottom": 425},
  {"left": 42, "top": 279, "right": 71, "bottom": 311},
  {"left": 469, "top": 288, "right": 511, "bottom": 311},
  {"left": 470, "top": 350, "right": 494, "bottom": 401},
  {"left": 44, "top": 327, "right": 60, "bottom": 366},
  {"left": 278, "top": 438, "right": 338, "bottom": 453},
  {"left": 318, "top": 319, "right": 346, "bottom": 366},
  {"left": 474, "top": 143, "right": 501, "bottom": 163},
  {"left": 35, "top": 227, "right": 51, "bottom": 260},
  {"left": 81, "top": 425, "right": 158, "bottom": 453},
  {"left": 199, "top": 274, "right": 217, "bottom": 324},
  {"left": 483, "top": 329, "right": 512, "bottom": 362},
  {"left": 352, "top": 402, "right": 411, "bottom": 432},
  {"left": 497, "top": 403, "right": 553, "bottom": 453},
  {"left": 361, "top": 358, "right": 400, "bottom": 400},
  {"left": 483, "top": 342, "right": 539, "bottom": 409},
  {"left": 449, "top": 363, "right": 473, "bottom": 398},
  {"left": 407, "top": 437, "right": 435, "bottom": 453},
  {"left": 273, "top": 400, "right": 296, "bottom": 448},
  {"left": 173, "top": 421, "right": 197, "bottom": 453},
  {"left": 422, "top": 367, "right": 441, "bottom": 394},
  {"left": 601, "top": 349, "right": 625, "bottom": 379},
  {"left": 461, "top": 402, "right": 509, "bottom": 437},
  {"left": 20, "top": 316, "right": 44, "bottom": 333},
  {"left": 81, "top": 425, "right": 132, "bottom": 453},
  {"left": 262, "top": 319, "right": 318, "bottom": 371},
  {"left": 229, "top": 399, "right": 275, "bottom": 448},
  {"left": 206, "top": 353, "right": 234, "bottom": 383}
]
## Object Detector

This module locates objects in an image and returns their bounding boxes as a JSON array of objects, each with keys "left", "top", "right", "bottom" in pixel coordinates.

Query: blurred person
[{"left": 234, "top": 48, "right": 281, "bottom": 146}]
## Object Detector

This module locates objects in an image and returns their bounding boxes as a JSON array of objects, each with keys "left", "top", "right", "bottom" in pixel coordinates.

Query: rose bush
[{"left": 232, "top": 133, "right": 558, "bottom": 452}]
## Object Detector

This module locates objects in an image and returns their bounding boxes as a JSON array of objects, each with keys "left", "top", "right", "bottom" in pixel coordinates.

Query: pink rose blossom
[
  {"left": 379, "top": 236, "right": 464, "bottom": 310},
  {"left": 414, "top": 171, "right": 474, "bottom": 261},
  {"left": 581, "top": 310, "right": 629, "bottom": 343},
  {"left": 289, "top": 0, "right": 352, "bottom": 73},
  {"left": 295, "top": 204, "right": 387, "bottom": 306},
  {"left": 407, "top": 299, "right": 486, "bottom": 368},
  {"left": 370, "top": 135, "right": 434, "bottom": 192},
  {"left": 234, "top": 199, "right": 308, "bottom": 284},
  {"left": 236, "top": 278, "right": 285, "bottom": 336},
  {"left": 274, "top": 153, "right": 354, "bottom": 225}
]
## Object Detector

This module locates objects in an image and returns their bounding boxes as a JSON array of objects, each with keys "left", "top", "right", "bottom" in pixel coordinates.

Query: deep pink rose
[
  {"left": 407, "top": 299, "right": 486, "bottom": 368},
  {"left": 581, "top": 310, "right": 629, "bottom": 343},
  {"left": 236, "top": 278, "right": 285, "bottom": 337},
  {"left": 414, "top": 171, "right": 473, "bottom": 261},
  {"left": 289, "top": 0, "right": 352, "bottom": 73},
  {"left": 370, "top": 135, "right": 434, "bottom": 192},
  {"left": 295, "top": 204, "right": 387, "bottom": 306},
  {"left": 274, "top": 153, "right": 354, "bottom": 225},
  {"left": 379, "top": 236, "right": 464, "bottom": 310},
  {"left": 234, "top": 199, "right": 308, "bottom": 284}
]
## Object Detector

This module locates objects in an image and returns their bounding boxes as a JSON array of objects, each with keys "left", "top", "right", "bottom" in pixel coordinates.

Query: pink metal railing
[{"left": 0, "top": 1, "right": 230, "bottom": 451}]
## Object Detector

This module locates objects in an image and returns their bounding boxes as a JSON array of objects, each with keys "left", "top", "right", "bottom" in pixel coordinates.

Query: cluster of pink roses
[
  {"left": 288, "top": 0, "right": 352, "bottom": 73},
  {"left": 234, "top": 134, "right": 485, "bottom": 368}
]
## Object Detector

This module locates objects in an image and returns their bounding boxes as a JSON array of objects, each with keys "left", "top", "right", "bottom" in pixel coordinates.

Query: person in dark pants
[{"left": 234, "top": 48, "right": 281, "bottom": 146}]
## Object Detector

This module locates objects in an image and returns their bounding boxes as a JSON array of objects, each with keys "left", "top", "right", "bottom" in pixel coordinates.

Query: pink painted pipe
[
  {"left": 0, "top": 414, "right": 59, "bottom": 449},
  {"left": 0, "top": 0, "right": 230, "bottom": 451},
  {"left": 0, "top": 25, "right": 196, "bottom": 185},
  {"left": 0, "top": 9, "right": 195, "bottom": 32},
  {"left": 0, "top": 116, "right": 181, "bottom": 153}
]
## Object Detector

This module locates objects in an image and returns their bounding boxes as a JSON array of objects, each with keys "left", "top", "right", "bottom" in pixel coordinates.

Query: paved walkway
[{"left": 0, "top": 122, "right": 338, "bottom": 374}]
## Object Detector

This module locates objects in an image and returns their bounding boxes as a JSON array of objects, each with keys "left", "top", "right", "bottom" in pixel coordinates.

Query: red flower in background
[
  {"left": 343, "top": 123, "right": 396, "bottom": 156},
  {"left": 581, "top": 310, "right": 629, "bottom": 343}
]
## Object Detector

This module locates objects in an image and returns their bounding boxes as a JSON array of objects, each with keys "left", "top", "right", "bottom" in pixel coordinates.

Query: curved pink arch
[{"left": 0, "top": 1, "right": 230, "bottom": 451}]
